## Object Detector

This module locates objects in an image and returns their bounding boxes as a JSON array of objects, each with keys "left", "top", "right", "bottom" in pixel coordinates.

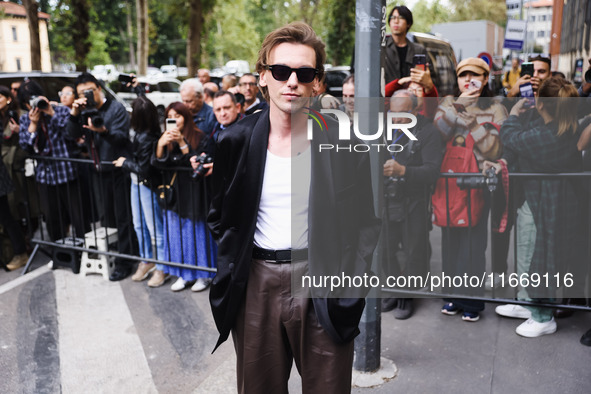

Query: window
[
  {"left": 529, "top": 15, "right": 536, "bottom": 22},
  {"left": 541, "top": 15, "right": 547, "bottom": 22},
  {"left": 12, "top": 27, "right": 17, "bottom": 41},
  {"left": 16, "top": 58, "right": 21, "bottom": 71},
  {"left": 157, "top": 82, "right": 180, "bottom": 93},
  {"left": 537, "top": 31, "right": 545, "bottom": 38}
]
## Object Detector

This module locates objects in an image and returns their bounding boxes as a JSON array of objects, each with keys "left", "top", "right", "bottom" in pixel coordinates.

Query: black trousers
[
  {"left": 95, "top": 169, "right": 137, "bottom": 267},
  {"left": 0, "top": 194, "right": 26, "bottom": 255},
  {"left": 38, "top": 179, "right": 88, "bottom": 241},
  {"left": 383, "top": 199, "right": 431, "bottom": 282}
]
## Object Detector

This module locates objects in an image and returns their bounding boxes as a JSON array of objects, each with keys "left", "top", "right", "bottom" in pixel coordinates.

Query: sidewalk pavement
[{"left": 1, "top": 252, "right": 591, "bottom": 393}]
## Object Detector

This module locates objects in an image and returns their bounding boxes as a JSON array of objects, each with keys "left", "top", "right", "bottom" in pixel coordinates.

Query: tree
[
  {"left": 136, "top": 0, "right": 148, "bottom": 75},
  {"left": 71, "top": 0, "right": 91, "bottom": 70},
  {"left": 326, "top": 0, "right": 355, "bottom": 66},
  {"left": 21, "top": 0, "right": 42, "bottom": 70}
]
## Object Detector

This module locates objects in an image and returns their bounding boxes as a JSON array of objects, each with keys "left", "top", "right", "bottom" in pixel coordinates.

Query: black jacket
[
  {"left": 121, "top": 132, "right": 160, "bottom": 191},
  {"left": 207, "top": 108, "right": 380, "bottom": 351},
  {"left": 66, "top": 98, "right": 131, "bottom": 170},
  {"left": 151, "top": 139, "right": 209, "bottom": 220},
  {"left": 384, "top": 36, "right": 428, "bottom": 84}
]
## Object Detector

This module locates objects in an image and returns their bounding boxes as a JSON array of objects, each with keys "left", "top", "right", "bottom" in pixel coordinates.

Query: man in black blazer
[{"left": 208, "top": 22, "right": 379, "bottom": 393}]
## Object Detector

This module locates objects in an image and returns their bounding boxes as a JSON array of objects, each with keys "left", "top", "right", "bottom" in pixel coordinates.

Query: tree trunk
[
  {"left": 187, "top": 0, "right": 203, "bottom": 77},
  {"left": 71, "top": 0, "right": 90, "bottom": 71},
  {"left": 126, "top": 0, "right": 136, "bottom": 70},
  {"left": 22, "top": 0, "right": 42, "bottom": 70},
  {"left": 136, "top": 0, "right": 148, "bottom": 75}
]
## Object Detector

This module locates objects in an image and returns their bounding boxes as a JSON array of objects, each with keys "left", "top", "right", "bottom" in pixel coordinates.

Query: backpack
[{"left": 432, "top": 133, "right": 484, "bottom": 227}]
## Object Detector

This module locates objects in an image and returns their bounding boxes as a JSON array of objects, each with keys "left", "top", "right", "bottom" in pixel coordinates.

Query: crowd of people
[{"left": 1, "top": 11, "right": 591, "bottom": 392}]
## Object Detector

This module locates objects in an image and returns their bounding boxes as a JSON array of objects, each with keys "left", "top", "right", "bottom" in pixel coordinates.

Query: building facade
[{"left": 0, "top": 2, "right": 51, "bottom": 72}]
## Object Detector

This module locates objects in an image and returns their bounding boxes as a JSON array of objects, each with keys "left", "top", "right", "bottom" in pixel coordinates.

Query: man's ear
[{"left": 259, "top": 70, "right": 268, "bottom": 88}]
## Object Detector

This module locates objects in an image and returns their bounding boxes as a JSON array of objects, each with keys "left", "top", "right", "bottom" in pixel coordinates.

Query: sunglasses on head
[{"left": 265, "top": 64, "right": 318, "bottom": 83}]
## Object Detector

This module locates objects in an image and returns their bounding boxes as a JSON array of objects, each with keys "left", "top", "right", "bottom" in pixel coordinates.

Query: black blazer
[{"left": 207, "top": 108, "right": 380, "bottom": 351}]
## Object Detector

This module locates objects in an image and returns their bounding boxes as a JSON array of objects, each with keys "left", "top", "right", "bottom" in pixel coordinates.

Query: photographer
[
  {"left": 151, "top": 102, "right": 216, "bottom": 292},
  {"left": 67, "top": 72, "right": 136, "bottom": 281},
  {"left": 18, "top": 79, "right": 88, "bottom": 243},
  {"left": 382, "top": 90, "right": 443, "bottom": 319}
]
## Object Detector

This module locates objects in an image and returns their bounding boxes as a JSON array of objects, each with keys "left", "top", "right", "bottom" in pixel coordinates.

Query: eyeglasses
[
  {"left": 239, "top": 82, "right": 257, "bottom": 87},
  {"left": 389, "top": 15, "right": 403, "bottom": 22},
  {"left": 58, "top": 91, "right": 73, "bottom": 97},
  {"left": 265, "top": 64, "right": 318, "bottom": 83}
]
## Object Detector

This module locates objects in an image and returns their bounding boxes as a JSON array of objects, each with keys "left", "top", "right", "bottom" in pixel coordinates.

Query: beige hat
[{"left": 456, "top": 58, "right": 490, "bottom": 76}]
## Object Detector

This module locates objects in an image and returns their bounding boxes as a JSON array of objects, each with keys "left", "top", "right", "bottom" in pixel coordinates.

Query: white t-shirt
[{"left": 254, "top": 147, "right": 310, "bottom": 249}]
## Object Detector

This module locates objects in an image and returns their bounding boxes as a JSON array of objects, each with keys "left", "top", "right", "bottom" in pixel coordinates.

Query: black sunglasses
[{"left": 265, "top": 64, "right": 318, "bottom": 83}]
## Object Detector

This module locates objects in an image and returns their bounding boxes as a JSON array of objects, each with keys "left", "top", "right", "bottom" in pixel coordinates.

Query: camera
[
  {"left": 384, "top": 176, "right": 406, "bottom": 200},
  {"left": 456, "top": 167, "right": 498, "bottom": 192},
  {"left": 81, "top": 89, "right": 104, "bottom": 128},
  {"left": 29, "top": 96, "right": 48, "bottom": 110},
  {"left": 192, "top": 154, "right": 213, "bottom": 179}
]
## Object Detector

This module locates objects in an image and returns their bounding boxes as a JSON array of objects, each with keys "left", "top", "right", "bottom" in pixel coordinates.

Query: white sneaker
[
  {"left": 485, "top": 273, "right": 503, "bottom": 290},
  {"left": 495, "top": 304, "right": 532, "bottom": 319},
  {"left": 191, "top": 278, "right": 212, "bottom": 292},
  {"left": 516, "top": 318, "right": 557, "bottom": 338},
  {"left": 171, "top": 277, "right": 188, "bottom": 292}
]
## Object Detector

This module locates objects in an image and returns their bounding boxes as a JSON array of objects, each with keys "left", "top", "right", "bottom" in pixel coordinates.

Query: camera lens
[
  {"left": 37, "top": 99, "right": 48, "bottom": 110},
  {"left": 585, "top": 69, "right": 591, "bottom": 84}
]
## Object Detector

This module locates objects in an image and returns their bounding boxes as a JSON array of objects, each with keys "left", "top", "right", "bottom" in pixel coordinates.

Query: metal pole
[{"left": 353, "top": 0, "right": 385, "bottom": 373}]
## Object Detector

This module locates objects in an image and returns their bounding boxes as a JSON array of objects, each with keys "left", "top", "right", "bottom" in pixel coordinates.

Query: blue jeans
[{"left": 130, "top": 181, "right": 165, "bottom": 270}]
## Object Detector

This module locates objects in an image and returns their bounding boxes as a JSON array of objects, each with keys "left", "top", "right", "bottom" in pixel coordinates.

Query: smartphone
[
  {"left": 118, "top": 73, "right": 134, "bottom": 84},
  {"left": 413, "top": 54, "right": 426, "bottom": 71},
  {"left": 469, "top": 79, "right": 482, "bottom": 90},
  {"left": 452, "top": 103, "right": 466, "bottom": 113},
  {"left": 520, "top": 62, "right": 534, "bottom": 78},
  {"left": 519, "top": 82, "right": 535, "bottom": 107},
  {"left": 166, "top": 118, "right": 177, "bottom": 131}
]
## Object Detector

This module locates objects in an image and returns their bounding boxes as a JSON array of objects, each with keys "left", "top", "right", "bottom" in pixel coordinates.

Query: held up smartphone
[
  {"left": 452, "top": 103, "right": 466, "bottom": 113},
  {"left": 166, "top": 118, "right": 177, "bottom": 132},
  {"left": 469, "top": 79, "right": 482, "bottom": 90},
  {"left": 519, "top": 82, "right": 535, "bottom": 107},
  {"left": 118, "top": 73, "right": 134, "bottom": 84},
  {"left": 521, "top": 62, "right": 534, "bottom": 77},
  {"left": 413, "top": 54, "right": 426, "bottom": 71}
]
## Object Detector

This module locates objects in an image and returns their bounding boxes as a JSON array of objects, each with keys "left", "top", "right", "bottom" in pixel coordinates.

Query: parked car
[
  {"left": 114, "top": 76, "right": 182, "bottom": 122},
  {"left": 0, "top": 71, "right": 130, "bottom": 111},
  {"left": 407, "top": 32, "right": 458, "bottom": 97},
  {"left": 324, "top": 66, "right": 351, "bottom": 98},
  {"left": 91, "top": 64, "right": 119, "bottom": 83}
]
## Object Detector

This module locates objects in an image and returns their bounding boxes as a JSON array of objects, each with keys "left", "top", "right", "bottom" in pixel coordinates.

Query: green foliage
[
  {"left": 448, "top": 0, "right": 507, "bottom": 27},
  {"left": 87, "top": 30, "right": 113, "bottom": 66},
  {"left": 206, "top": 0, "right": 261, "bottom": 68},
  {"left": 325, "top": 0, "right": 355, "bottom": 66}
]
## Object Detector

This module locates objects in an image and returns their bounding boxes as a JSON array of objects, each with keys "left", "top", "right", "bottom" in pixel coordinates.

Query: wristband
[{"left": 179, "top": 144, "right": 188, "bottom": 150}]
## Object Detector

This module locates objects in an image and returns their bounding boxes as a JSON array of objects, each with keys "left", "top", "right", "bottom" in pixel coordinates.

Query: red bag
[{"left": 432, "top": 133, "right": 484, "bottom": 227}]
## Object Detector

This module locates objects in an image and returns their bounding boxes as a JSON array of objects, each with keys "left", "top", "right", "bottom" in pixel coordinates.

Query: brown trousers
[{"left": 232, "top": 259, "right": 354, "bottom": 394}]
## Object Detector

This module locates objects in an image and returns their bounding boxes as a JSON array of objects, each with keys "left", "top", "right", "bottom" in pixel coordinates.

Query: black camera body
[
  {"left": 81, "top": 89, "right": 104, "bottom": 128},
  {"left": 7, "top": 109, "right": 19, "bottom": 123},
  {"left": 456, "top": 168, "right": 498, "bottom": 192},
  {"left": 384, "top": 176, "right": 406, "bottom": 200},
  {"left": 118, "top": 73, "right": 134, "bottom": 84},
  {"left": 192, "top": 154, "right": 213, "bottom": 179},
  {"left": 29, "top": 96, "right": 48, "bottom": 111}
]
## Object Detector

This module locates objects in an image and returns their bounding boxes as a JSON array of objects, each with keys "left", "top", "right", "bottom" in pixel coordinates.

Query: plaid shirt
[
  {"left": 501, "top": 115, "right": 582, "bottom": 297},
  {"left": 19, "top": 106, "right": 76, "bottom": 185}
]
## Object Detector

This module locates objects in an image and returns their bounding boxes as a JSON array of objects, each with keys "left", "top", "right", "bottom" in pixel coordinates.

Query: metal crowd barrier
[
  {"left": 17, "top": 155, "right": 215, "bottom": 276},
  {"left": 11, "top": 154, "right": 591, "bottom": 312},
  {"left": 381, "top": 171, "right": 591, "bottom": 312}
]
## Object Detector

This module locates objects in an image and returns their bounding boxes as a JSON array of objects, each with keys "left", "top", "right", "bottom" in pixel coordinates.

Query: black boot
[
  {"left": 381, "top": 298, "right": 398, "bottom": 312},
  {"left": 393, "top": 298, "right": 414, "bottom": 320}
]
